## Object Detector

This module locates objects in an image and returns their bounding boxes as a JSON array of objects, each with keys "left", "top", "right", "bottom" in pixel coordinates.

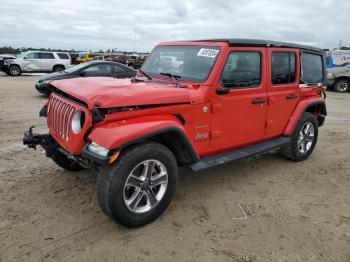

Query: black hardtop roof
[{"left": 193, "top": 38, "right": 322, "bottom": 52}]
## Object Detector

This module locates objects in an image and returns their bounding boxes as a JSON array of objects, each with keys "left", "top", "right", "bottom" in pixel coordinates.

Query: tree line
[{"left": 0, "top": 46, "right": 131, "bottom": 55}]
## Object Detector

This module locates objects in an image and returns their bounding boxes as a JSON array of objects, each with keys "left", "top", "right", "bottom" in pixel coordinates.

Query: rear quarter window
[
  {"left": 40, "top": 52, "right": 55, "bottom": 59},
  {"left": 301, "top": 52, "right": 324, "bottom": 84},
  {"left": 57, "top": 53, "right": 70, "bottom": 59}
]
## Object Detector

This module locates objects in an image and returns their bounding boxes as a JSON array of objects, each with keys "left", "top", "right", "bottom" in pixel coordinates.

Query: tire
[
  {"left": 281, "top": 112, "right": 318, "bottom": 161},
  {"left": 53, "top": 65, "right": 65, "bottom": 72},
  {"left": 333, "top": 79, "right": 349, "bottom": 92},
  {"left": 8, "top": 65, "right": 21, "bottom": 76},
  {"left": 96, "top": 142, "right": 178, "bottom": 228},
  {"left": 52, "top": 150, "right": 85, "bottom": 171}
]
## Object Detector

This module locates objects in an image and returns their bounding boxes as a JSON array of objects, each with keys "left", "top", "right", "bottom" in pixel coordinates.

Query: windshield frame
[{"left": 141, "top": 45, "right": 221, "bottom": 83}]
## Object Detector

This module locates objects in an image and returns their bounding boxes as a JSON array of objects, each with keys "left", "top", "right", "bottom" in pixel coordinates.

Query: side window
[
  {"left": 301, "top": 53, "right": 324, "bottom": 84},
  {"left": 57, "top": 53, "right": 69, "bottom": 59},
  {"left": 82, "top": 64, "right": 112, "bottom": 75},
  {"left": 113, "top": 64, "right": 126, "bottom": 73},
  {"left": 25, "top": 52, "right": 39, "bottom": 59},
  {"left": 40, "top": 52, "right": 55, "bottom": 59},
  {"left": 271, "top": 52, "right": 296, "bottom": 85},
  {"left": 220, "top": 52, "right": 261, "bottom": 89}
]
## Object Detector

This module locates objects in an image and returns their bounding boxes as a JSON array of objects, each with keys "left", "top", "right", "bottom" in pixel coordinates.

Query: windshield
[
  {"left": 141, "top": 45, "right": 220, "bottom": 82},
  {"left": 16, "top": 51, "right": 29, "bottom": 58}
]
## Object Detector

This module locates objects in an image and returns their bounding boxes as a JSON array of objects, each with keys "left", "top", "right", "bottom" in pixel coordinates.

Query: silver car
[
  {"left": 327, "top": 65, "right": 350, "bottom": 92},
  {"left": 3, "top": 51, "right": 71, "bottom": 76}
]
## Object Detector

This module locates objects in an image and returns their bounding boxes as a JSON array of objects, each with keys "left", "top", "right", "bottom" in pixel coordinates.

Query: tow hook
[{"left": 23, "top": 126, "right": 53, "bottom": 155}]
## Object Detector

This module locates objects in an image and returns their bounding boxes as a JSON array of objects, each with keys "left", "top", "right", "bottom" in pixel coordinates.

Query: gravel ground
[{"left": 0, "top": 73, "right": 349, "bottom": 262}]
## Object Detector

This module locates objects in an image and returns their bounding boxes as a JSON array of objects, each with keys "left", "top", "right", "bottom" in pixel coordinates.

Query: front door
[
  {"left": 210, "top": 47, "right": 267, "bottom": 150},
  {"left": 23, "top": 52, "right": 40, "bottom": 71},
  {"left": 265, "top": 48, "right": 300, "bottom": 136}
]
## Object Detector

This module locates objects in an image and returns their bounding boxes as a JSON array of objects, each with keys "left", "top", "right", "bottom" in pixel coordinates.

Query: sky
[{"left": 0, "top": 0, "right": 349, "bottom": 52}]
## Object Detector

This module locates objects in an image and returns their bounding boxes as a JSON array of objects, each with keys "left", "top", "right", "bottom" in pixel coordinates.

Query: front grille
[{"left": 48, "top": 95, "right": 76, "bottom": 141}]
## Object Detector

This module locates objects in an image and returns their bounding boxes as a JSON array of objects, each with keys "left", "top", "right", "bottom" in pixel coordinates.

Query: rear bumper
[{"left": 23, "top": 127, "right": 108, "bottom": 167}]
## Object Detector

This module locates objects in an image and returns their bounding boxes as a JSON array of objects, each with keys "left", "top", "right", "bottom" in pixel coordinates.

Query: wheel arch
[
  {"left": 52, "top": 64, "right": 65, "bottom": 70},
  {"left": 87, "top": 115, "right": 199, "bottom": 166},
  {"left": 284, "top": 98, "right": 327, "bottom": 136}
]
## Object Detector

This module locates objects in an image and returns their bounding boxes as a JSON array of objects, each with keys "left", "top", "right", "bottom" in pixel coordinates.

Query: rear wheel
[
  {"left": 53, "top": 65, "right": 64, "bottom": 72},
  {"left": 96, "top": 142, "right": 178, "bottom": 228},
  {"left": 8, "top": 65, "right": 21, "bottom": 76},
  {"left": 281, "top": 112, "right": 318, "bottom": 161},
  {"left": 52, "top": 150, "right": 85, "bottom": 171},
  {"left": 334, "top": 79, "right": 349, "bottom": 92}
]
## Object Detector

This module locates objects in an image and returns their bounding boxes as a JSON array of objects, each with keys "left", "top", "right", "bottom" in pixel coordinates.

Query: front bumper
[
  {"left": 327, "top": 79, "right": 335, "bottom": 87},
  {"left": 1, "top": 64, "right": 9, "bottom": 72},
  {"left": 23, "top": 127, "right": 109, "bottom": 167}
]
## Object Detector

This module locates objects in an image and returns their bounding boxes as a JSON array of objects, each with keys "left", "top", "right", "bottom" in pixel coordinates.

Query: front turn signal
[{"left": 108, "top": 151, "right": 120, "bottom": 165}]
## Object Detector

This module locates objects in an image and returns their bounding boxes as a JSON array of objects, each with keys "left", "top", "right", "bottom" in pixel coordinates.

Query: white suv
[{"left": 4, "top": 51, "right": 71, "bottom": 76}]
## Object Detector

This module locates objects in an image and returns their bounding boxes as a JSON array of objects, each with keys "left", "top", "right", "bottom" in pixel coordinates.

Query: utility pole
[
  {"left": 133, "top": 26, "right": 136, "bottom": 53},
  {"left": 339, "top": 40, "right": 342, "bottom": 49}
]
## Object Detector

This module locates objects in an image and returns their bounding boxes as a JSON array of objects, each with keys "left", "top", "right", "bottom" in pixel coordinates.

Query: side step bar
[{"left": 190, "top": 136, "right": 290, "bottom": 172}]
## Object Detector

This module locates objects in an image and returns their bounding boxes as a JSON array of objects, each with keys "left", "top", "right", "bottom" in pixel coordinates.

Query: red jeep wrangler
[{"left": 24, "top": 39, "right": 327, "bottom": 228}]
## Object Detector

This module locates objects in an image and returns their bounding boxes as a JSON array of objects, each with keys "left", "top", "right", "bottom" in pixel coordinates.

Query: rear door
[
  {"left": 39, "top": 52, "right": 56, "bottom": 71},
  {"left": 210, "top": 47, "right": 267, "bottom": 149},
  {"left": 265, "top": 48, "right": 300, "bottom": 136}
]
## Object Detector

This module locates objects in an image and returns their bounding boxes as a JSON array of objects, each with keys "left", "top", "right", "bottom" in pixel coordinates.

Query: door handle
[
  {"left": 286, "top": 94, "right": 298, "bottom": 99},
  {"left": 252, "top": 98, "right": 266, "bottom": 104}
]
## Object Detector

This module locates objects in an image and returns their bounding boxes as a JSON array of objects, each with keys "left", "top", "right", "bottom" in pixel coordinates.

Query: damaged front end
[{"left": 23, "top": 126, "right": 97, "bottom": 169}]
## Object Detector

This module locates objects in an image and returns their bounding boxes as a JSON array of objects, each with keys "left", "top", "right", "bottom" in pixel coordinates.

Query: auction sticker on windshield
[{"left": 197, "top": 48, "right": 220, "bottom": 58}]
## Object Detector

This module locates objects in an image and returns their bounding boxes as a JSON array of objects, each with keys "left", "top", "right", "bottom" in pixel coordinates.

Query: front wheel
[
  {"left": 281, "top": 112, "right": 318, "bottom": 161},
  {"left": 8, "top": 65, "right": 21, "bottom": 76},
  {"left": 96, "top": 142, "right": 178, "bottom": 228},
  {"left": 334, "top": 79, "right": 349, "bottom": 92}
]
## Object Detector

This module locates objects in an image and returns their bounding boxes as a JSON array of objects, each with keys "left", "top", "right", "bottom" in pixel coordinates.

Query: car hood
[
  {"left": 39, "top": 71, "right": 68, "bottom": 82},
  {"left": 328, "top": 67, "right": 350, "bottom": 74},
  {"left": 50, "top": 77, "right": 194, "bottom": 109}
]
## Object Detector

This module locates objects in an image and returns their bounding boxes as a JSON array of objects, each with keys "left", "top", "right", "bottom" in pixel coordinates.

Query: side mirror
[
  {"left": 23, "top": 57, "right": 27, "bottom": 60},
  {"left": 79, "top": 71, "right": 87, "bottom": 77},
  {"left": 216, "top": 88, "right": 230, "bottom": 95}
]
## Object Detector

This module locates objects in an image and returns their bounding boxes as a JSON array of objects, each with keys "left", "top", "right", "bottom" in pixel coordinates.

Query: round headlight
[{"left": 71, "top": 110, "right": 85, "bottom": 134}]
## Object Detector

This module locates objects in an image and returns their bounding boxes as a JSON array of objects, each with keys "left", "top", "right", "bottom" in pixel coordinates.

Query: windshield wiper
[
  {"left": 139, "top": 69, "right": 152, "bottom": 80},
  {"left": 160, "top": 72, "right": 186, "bottom": 88}
]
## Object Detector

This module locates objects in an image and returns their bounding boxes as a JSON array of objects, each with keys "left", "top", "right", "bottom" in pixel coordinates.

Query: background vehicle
[
  {"left": 35, "top": 61, "right": 137, "bottom": 94},
  {"left": 0, "top": 54, "right": 16, "bottom": 73},
  {"left": 3, "top": 51, "right": 71, "bottom": 76},
  {"left": 128, "top": 55, "right": 148, "bottom": 69},
  {"left": 326, "top": 50, "right": 350, "bottom": 68},
  {"left": 69, "top": 52, "right": 80, "bottom": 65},
  {"left": 327, "top": 65, "right": 350, "bottom": 92},
  {"left": 23, "top": 39, "right": 327, "bottom": 228}
]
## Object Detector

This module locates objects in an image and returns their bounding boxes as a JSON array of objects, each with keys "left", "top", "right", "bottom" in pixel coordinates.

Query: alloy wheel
[
  {"left": 336, "top": 81, "right": 349, "bottom": 92},
  {"left": 123, "top": 159, "right": 168, "bottom": 214},
  {"left": 297, "top": 122, "right": 315, "bottom": 154},
  {"left": 10, "top": 66, "right": 20, "bottom": 76}
]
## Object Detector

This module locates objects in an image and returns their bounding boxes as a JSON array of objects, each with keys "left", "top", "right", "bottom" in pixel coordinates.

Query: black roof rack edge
[{"left": 191, "top": 38, "right": 322, "bottom": 52}]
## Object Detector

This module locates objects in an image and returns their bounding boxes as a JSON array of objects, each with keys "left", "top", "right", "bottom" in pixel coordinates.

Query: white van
[
  {"left": 326, "top": 50, "right": 350, "bottom": 68},
  {"left": 3, "top": 51, "right": 71, "bottom": 76}
]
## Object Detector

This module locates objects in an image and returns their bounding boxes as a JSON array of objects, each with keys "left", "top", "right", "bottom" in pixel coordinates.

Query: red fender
[
  {"left": 87, "top": 114, "right": 194, "bottom": 151},
  {"left": 284, "top": 97, "right": 325, "bottom": 136}
]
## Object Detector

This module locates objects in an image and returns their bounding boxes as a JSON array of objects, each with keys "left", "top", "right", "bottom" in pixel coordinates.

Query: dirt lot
[{"left": 0, "top": 73, "right": 349, "bottom": 262}]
